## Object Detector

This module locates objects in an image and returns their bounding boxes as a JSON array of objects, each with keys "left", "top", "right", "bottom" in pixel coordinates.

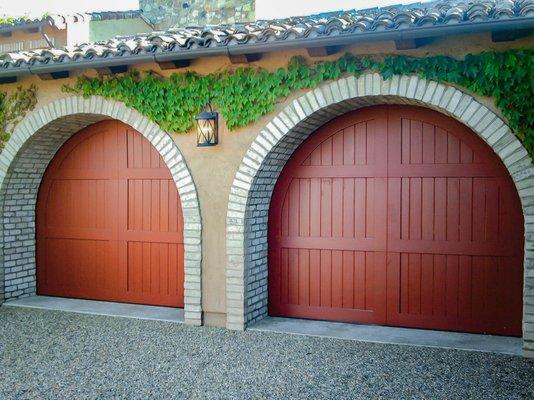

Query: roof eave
[
  {"left": 0, "top": 19, "right": 55, "bottom": 35},
  {"left": 1, "top": 17, "right": 533, "bottom": 79},
  {"left": 226, "top": 18, "right": 534, "bottom": 56}
]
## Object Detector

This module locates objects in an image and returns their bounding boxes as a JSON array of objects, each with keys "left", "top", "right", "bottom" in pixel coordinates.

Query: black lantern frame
[{"left": 195, "top": 105, "right": 218, "bottom": 147}]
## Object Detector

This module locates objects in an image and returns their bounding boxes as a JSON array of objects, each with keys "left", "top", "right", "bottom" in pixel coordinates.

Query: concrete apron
[
  {"left": 1, "top": 296, "right": 522, "bottom": 355},
  {"left": 2, "top": 295, "right": 184, "bottom": 324},
  {"left": 249, "top": 317, "right": 522, "bottom": 356}
]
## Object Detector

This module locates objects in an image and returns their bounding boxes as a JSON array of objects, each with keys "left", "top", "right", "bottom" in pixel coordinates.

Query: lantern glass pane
[
  {"left": 195, "top": 109, "right": 217, "bottom": 146},
  {"left": 197, "top": 118, "right": 214, "bottom": 145}
]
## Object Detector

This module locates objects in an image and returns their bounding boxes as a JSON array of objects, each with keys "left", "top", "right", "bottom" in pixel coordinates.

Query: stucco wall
[
  {"left": 1, "top": 32, "right": 532, "bottom": 324},
  {"left": 0, "top": 26, "right": 67, "bottom": 53},
  {"left": 89, "top": 19, "right": 153, "bottom": 42}
]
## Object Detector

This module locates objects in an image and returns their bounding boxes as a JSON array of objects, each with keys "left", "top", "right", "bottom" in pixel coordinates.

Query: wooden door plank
[
  {"left": 268, "top": 105, "right": 522, "bottom": 335},
  {"left": 36, "top": 121, "right": 184, "bottom": 307}
]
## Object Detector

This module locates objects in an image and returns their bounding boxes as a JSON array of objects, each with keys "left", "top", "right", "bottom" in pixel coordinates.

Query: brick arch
[
  {"left": 226, "top": 73, "right": 533, "bottom": 355},
  {"left": 0, "top": 96, "right": 202, "bottom": 325}
]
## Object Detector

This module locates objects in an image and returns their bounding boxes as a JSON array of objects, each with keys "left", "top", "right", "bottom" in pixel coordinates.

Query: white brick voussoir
[
  {"left": 0, "top": 95, "right": 202, "bottom": 326},
  {"left": 306, "top": 90, "right": 321, "bottom": 111},
  {"left": 413, "top": 78, "right": 428, "bottom": 101},
  {"left": 337, "top": 77, "right": 351, "bottom": 100},
  {"left": 278, "top": 109, "right": 300, "bottom": 129},
  {"left": 320, "top": 84, "right": 335, "bottom": 105},
  {"left": 406, "top": 75, "right": 419, "bottom": 99},
  {"left": 226, "top": 73, "right": 533, "bottom": 357},
  {"left": 272, "top": 116, "right": 291, "bottom": 136}
]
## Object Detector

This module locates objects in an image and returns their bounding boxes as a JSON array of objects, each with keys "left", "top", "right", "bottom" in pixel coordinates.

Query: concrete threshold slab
[
  {"left": 2, "top": 295, "right": 184, "bottom": 324},
  {"left": 249, "top": 317, "right": 522, "bottom": 356}
]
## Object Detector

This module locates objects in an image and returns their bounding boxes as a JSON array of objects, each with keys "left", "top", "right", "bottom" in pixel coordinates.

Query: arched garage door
[
  {"left": 268, "top": 105, "right": 523, "bottom": 335},
  {"left": 36, "top": 120, "right": 184, "bottom": 307}
]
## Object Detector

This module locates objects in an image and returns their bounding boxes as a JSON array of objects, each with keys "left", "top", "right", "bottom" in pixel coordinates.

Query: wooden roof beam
[
  {"left": 0, "top": 76, "right": 16, "bottom": 84},
  {"left": 306, "top": 45, "right": 342, "bottom": 57},
  {"left": 157, "top": 59, "right": 192, "bottom": 70},
  {"left": 228, "top": 53, "right": 261, "bottom": 64},
  {"left": 394, "top": 37, "right": 432, "bottom": 50},
  {"left": 94, "top": 65, "right": 129, "bottom": 75},
  {"left": 37, "top": 70, "right": 69, "bottom": 80},
  {"left": 491, "top": 28, "right": 533, "bottom": 42},
  {"left": 22, "top": 27, "right": 40, "bottom": 34}
]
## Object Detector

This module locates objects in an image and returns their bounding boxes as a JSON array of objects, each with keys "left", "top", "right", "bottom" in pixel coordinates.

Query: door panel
[
  {"left": 269, "top": 105, "right": 523, "bottom": 335},
  {"left": 37, "top": 120, "right": 184, "bottom": 307},
  {"left": 269, "top": 108, "right": 389, "bottom": 324},
  {"left": 385, "top": 106, "right": 522, "bottom": 335}
]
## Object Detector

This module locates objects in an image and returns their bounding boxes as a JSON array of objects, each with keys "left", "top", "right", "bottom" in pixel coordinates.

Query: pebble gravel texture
[{"left": 0, "top": 307, "right": 533, "bottom": 400}]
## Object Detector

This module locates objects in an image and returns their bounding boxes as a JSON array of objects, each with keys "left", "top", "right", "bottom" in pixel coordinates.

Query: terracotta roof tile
[{"left": 1, "top": 0, "right": 533, "bottom": 72}]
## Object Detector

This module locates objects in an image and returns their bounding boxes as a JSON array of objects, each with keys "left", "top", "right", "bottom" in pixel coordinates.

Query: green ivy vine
[
  {"left": 0, "top": 16, "right": 30, "bottom": 26},
  {"left": 0, "top": 14, "right": 50, "bottom": 27},
  {"left": 0, "top": 85, "right": 38, "bottom": 150},
  {"left": 65, "top": 49, "right": 534, "bottom": 157}
]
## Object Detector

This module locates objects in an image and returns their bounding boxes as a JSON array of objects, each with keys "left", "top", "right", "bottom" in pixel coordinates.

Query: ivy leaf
[{"left": 58, "top": 49, "right": 534, "bottom": 161}]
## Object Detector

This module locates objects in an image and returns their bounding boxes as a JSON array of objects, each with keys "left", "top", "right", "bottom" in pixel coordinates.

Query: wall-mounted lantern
[{"left": 195, "top": 105, "right": 218, "bottom": 147}]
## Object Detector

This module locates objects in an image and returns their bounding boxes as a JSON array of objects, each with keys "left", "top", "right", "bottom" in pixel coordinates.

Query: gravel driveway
[{"left": 0, "top": 307, "right": 532, "bottom": 399}]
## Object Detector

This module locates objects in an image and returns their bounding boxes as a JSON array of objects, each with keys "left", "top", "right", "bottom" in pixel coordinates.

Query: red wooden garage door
[
  {"left": 268, "top": 105, "right": 523, "bottom": 335},
  {"left": 36, "top": 120, "right": 184, "bottom": 307}
]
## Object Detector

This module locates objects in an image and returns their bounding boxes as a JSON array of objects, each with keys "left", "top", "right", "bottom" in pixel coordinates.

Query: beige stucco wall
[
  {"left": 0, "top": 26, "right": 67, "bottom": 52},
  {"left": 1, "top": 32, "right": 532, "bottom": 325}
]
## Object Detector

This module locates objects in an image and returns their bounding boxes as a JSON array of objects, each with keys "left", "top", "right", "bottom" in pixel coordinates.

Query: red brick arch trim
[
  {"left": 0, "top": 96, "right": 202, "bottom": 325},
  {"left": 226, "top": 73, "right": 534, "bottom": 357}
]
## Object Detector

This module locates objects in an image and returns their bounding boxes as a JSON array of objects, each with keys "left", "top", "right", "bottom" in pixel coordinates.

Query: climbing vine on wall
[
  {"left": 374, "top": 50, "right": 534, "bottom": 156},
  {"left": 0, "top": 85, "right": 38, "bottom": 150},
  {"left": 65, "top": 49, "right": 534, "bottom": 157}
]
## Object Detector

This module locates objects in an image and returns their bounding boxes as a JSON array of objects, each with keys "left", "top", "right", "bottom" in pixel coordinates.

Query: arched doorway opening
[
  {"left": 36, "top": 120, "right": 184, "bottom": 307},
  {"left": 0, "top": 96, "right": 202, "bottom": 324},
  {"left": 268, "top": 105, "right": 523, "bottom": 335}
]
